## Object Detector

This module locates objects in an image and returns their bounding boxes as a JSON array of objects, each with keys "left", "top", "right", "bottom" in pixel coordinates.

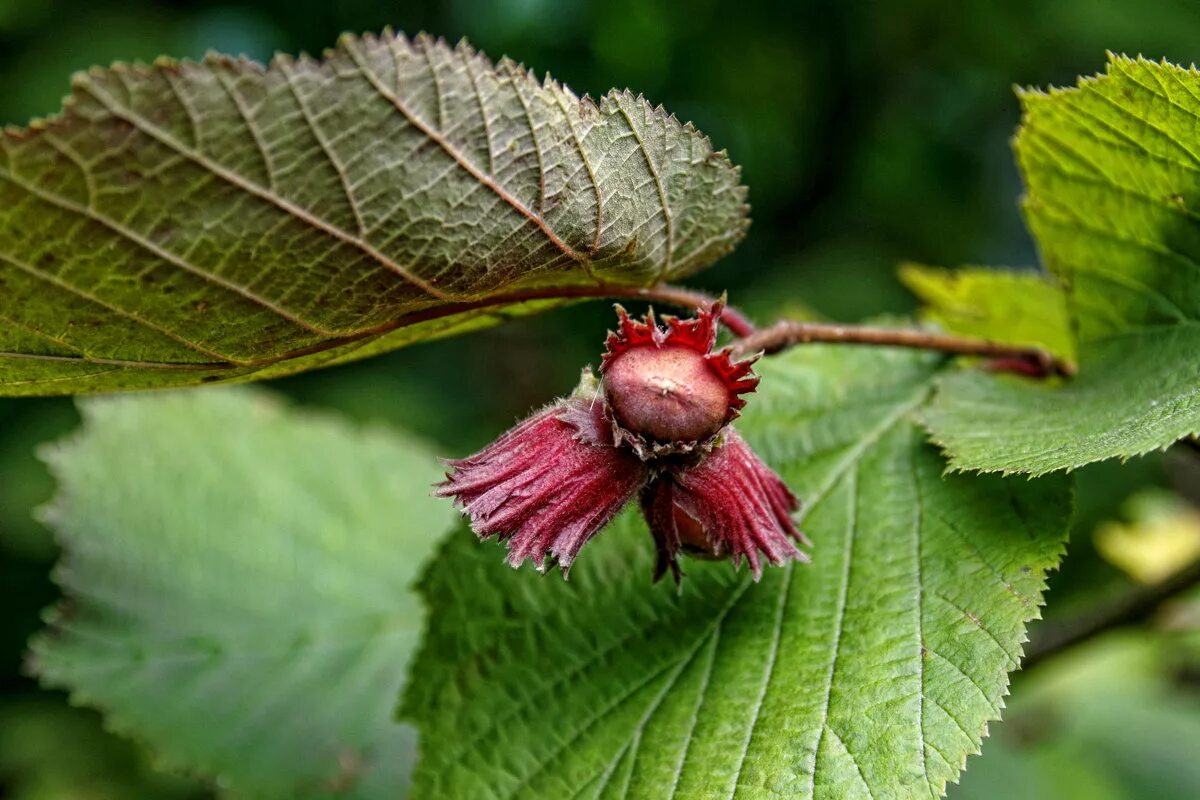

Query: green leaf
[
  {"left": 921, "top": 55, "right": 1200, "bottom": 474},
  {"left": 31, "top": 388, "right": 455, "bottom": 798},
  {"left": 404, "top": 346, "right": 1071, "bottom": 799},
  {"left": 0, "top": 697, "right": 205, "bottom": 800},
  {"left": 898, "top": 264, "right": 1076, "bottom": 364},
  {"left": 0, "top": 30, "right": 748, "bottom": 396}
]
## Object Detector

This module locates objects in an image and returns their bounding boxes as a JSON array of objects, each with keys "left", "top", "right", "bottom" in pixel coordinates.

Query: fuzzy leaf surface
[
  {"left": 404, "top": 346, "right": 1071, "bottom": 799},
  {"left": 922, "top": 56, "right": 1200, "bottom": 474},
  {"left": 0, "top": 31, "right": 747, "bottom": 395},
  {"left": 31, "top": 388, "right": 455, "bottom": 797}
]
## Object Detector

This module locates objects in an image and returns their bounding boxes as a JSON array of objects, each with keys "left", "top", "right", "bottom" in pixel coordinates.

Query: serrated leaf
[
  {"left": 950, "top": 636, "right": 1200, "bottom": 800},
  {"left": 0, "top": 30, "right": 748, "bottom": 396},
  {"left": 403, "top": 346, "right": 1071, "bottom": 799},
  {"left": 899, "top": 264, "right": 1076, "bottom": 364},
  {"left": 31, "top": 388, "right": 455, "bottom": 798},
  {"left": 922, "top": 55, "right": 1200, "bottom": 474}
]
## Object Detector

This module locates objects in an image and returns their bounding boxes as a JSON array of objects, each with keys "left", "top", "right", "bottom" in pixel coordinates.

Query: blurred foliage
[
  {"left": 1096, "top": 491, "right": 1200, "bottom": 585},
  {"left": 951, "top": 633, "right": 1200, "bottom": 800},
  {"left": 0, "top": 698, "right": 207, "bottom": 799},
  {"left": 1, "top": 0, "right": 1199, "bottom": 795},
  {"left": 32, "top": 389, "right": 452, "bottom": 797}
]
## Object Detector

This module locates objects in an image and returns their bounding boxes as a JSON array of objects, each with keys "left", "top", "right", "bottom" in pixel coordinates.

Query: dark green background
[{"left": 2, "top": 0, "right": 1199, "bottom": 796}]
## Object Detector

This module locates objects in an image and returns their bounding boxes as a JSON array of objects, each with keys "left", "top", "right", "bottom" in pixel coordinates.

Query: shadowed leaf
[
  {"left": 0, "top": 31, "right": 748, "bottom": 395},
  {"left": 899, "top": 264, "right": 1076, "bottom": 364},
  {"left": 31, "top": 388, "right": 455, "bottom": 797}
]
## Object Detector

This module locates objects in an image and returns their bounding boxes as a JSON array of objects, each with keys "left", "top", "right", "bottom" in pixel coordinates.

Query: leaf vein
[
  {"left": 211, "top": 66, "right": 277, "bottom": 192},
  {"left": 665, "top": 630, "right": 720, "bottom": 800},
  {"left": 929, "top": 590, "right": 1018, "bottom": 666},
  {"left": 0, "top": 249, "right": 241, "bottom": 363},
  {"left": 510, "top": 74, "right": 547, "bottom": 216},
  {"left": 346, "top": 36, "right": 591, "bottom": 275},
  {"left": 807, "top": 461, "right": 858, "bottom": 798},
  {"left": 552, "top": 90, "right": 604, "bottom": 253},
  {"left": 924, "top": 647, "right": 999, "bottom": 715},
  {"left": 461, "top": 48, "right": 497, "bottom": 177},
  {"left": 912, "top": 439, "right": 932, "bottom": 796},
  {"left": 0, "top": 168, "right": 333, "bottom": 336},
  {"left": 502, "top": 594, "right": 740, "bottom": 800},
  {"left": 823, "top": 724, "right": 874, "bottom": 800},
  {"left": 279, "top": 58, "right": 368, "bottom": 238},
  {"left": 76, "top": 74, "right": 451, "bottom": 301},
  {"left": 729, "top": 562, "right": 793, "bottom": 798}
]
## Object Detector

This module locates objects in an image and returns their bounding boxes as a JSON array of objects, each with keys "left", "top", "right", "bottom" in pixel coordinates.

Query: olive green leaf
[
  {"left": 0, "top": 31, "right": 747, "bottom": 395},
  {"left": 31, "top": 388, "right": 455, "bottom": 797}
]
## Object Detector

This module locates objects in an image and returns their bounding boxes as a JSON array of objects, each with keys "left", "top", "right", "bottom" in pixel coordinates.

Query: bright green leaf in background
[
  {"left": 898, "top": 264, "right": 1075, "bottom": 365},
  {"left": 404, "top": 346, "right": 1071, "bottom": 799},
  {"left": 31, "top": 389, "right": 455, "bottom": 798},
  {"left": 922, "top": 55, "right": 1200, "bottom": 475},
  {"left": 1093, "top": 489, "right": 1200, "bottom": 584},
  {"left": 0, "top": 31, "right": 747, "bottom": 396}
]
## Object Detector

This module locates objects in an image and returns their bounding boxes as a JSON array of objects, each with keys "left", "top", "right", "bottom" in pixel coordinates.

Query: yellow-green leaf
[
  {"left": 899, "top": 264, "right": 1075, "bottom": 364},
  {"left": 922, "top": 56, "right": 1200, "bottom": 474}
]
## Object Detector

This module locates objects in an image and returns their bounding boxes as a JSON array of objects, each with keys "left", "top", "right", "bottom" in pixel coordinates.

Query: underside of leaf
[{"left": 0, "top": 30, "right": 748, "bottom": 395}]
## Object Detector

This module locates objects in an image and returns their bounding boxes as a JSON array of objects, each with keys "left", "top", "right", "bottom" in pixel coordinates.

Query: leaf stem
[
  {"left": 729, "top": 319, "right": 1076, "bottom": 377},
  {"left": 1021, "top": 555, "right": 1200, "bottom": 670}
]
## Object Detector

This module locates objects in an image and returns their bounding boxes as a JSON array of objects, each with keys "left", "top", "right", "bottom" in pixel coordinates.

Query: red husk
[
  {"left": 435, "top": 395, "right": 648, "bottom": 572},
  {"left": 643, "top": 429, "right": 810, "bottom": 581},
  {"left": 436, "top": 304, "right": 809, "bottom": 582}
]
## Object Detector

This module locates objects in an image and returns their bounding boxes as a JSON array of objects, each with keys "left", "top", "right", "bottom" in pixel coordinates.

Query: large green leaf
[
  {"left": 31, "top": 388, "right": 455, "bottom": 797},
  {"left": 404, "top": 346, "right": 1071, "bottom": 799},
  {"left": 0, "top": 30, "right": 748, "bottom": 396},
  {"left": 922, "top": 55, "right": 1200, "bottom": 474}
]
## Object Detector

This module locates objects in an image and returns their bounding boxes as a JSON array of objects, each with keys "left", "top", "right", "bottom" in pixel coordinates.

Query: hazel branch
[
  {"left": 729, "top": 319, "right": 1076, "bottom": 377},
  {"left": 249, "top": 282, "right": 1070, "bottom": 379}
]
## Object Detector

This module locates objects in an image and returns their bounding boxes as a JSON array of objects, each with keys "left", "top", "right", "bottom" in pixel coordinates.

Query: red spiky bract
[
  {"left": 435, "top": 395, "right": 648, "bottom": 573},
  {"left": 642, "top": 429, "right": 810, "bottom": 582},
  {"left": 600, "top": 302, "right": 759, "bottom": 453}
]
